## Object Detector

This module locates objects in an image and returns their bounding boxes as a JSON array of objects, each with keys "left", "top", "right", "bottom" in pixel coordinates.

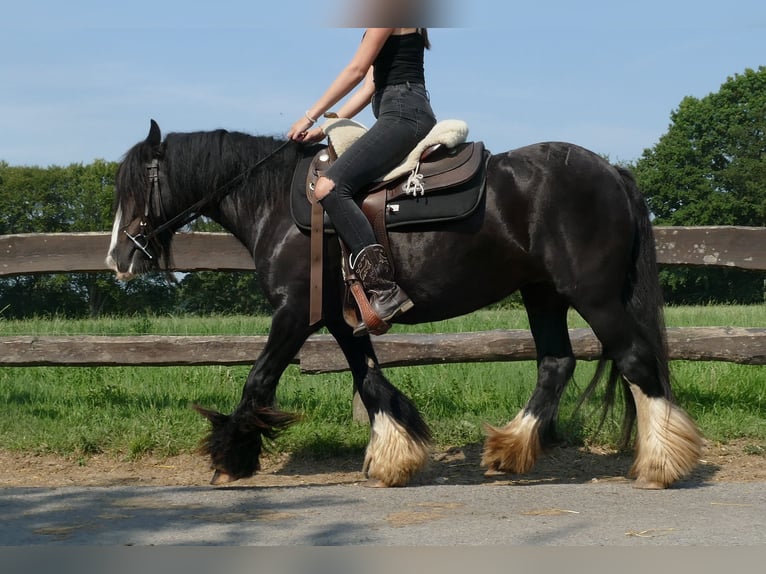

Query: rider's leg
[
  {"left": 316, "top": 84, "right": 436, "bottom": 329},
  {"left": 317, "top": 175, "right": 413, "bottom": 328}
]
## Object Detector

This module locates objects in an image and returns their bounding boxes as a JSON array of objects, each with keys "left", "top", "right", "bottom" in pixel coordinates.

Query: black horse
[{"left": 106, "top": 120, "right": 702, "bottom": 489}]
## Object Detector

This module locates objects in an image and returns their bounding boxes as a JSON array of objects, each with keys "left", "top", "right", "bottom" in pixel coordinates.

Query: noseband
[{"left": 121, "top": 138, "right": 293, "bottom": 262}]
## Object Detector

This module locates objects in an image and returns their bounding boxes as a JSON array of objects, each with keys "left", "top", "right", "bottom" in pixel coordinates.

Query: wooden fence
[
  {"left": 4, "top": 226, "right": 766, "bottom": 275},
  {"left": 2, "top": 227, "right": 765, "bottom": 371}
]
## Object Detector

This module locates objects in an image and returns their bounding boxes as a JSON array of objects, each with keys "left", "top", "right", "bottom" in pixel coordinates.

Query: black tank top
[{"left": 373, "top": 32, "right": 426, "bottom": 88}]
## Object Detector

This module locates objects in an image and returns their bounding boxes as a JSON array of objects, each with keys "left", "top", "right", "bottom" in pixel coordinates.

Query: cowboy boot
[{"left": 351, "top": 244, "right": 414, "bottom": 334}]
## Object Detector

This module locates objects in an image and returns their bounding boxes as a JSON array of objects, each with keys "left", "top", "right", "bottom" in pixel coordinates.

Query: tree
[
  {"left": 176, "top": 217, "right": 272, "bottom": 315},
  {"left": 633, "top": 67, "right": 766, "bottom": 304},
  {"left": 0, "top": 161, "right": 177, "bottom": 318},
  {"left": 0, "top": 161, "right": 268, "bottom": 318},
  {"left": 177, "top": 272, "right": 271, "bottom": 315}
]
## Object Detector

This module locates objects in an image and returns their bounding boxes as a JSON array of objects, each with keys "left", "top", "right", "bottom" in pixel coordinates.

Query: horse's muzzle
[{"left": 105, "top": 253, "right": 136, "bottom": 282}]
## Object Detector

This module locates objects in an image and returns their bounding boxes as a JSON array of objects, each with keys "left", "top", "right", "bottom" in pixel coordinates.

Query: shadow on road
[{"left": 277, "top": 441, "right": 719, "bottom": 488}]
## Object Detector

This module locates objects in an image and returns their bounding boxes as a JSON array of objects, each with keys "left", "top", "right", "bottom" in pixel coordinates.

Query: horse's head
[
  {"left": 106, "top": 119, "right": 299, "bottom": 281},
  {"left": 106, "top": 120, "right": 174, "bottom": 280}
]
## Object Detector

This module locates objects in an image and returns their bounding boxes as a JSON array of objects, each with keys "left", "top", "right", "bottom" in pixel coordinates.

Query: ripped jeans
[{"left": 321, "top": 82, "right": 436, "bottom": 260}]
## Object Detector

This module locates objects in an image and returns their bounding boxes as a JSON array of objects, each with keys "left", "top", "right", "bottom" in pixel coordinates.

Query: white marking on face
[{"left": 105, "top": 205, "right": 124, "bottom": 273}]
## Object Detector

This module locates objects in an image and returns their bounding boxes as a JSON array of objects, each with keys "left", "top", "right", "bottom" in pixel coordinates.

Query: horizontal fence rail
[
  {"left": 3, "top": 226, "right": 766, "bottom": 276},
  {"left": 2, "top": 328, "right": 765, "bottom": 371},
  {"left": 1, "top": 227, "right": 764, "bottom": 370}
]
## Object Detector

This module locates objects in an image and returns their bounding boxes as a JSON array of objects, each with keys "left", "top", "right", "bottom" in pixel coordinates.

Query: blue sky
[{"left": 1, "top": 1, "right": 764, "bottom": 167}]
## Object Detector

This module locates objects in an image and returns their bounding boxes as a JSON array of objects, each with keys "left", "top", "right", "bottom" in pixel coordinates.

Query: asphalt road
[{"left": 2, "top": 479, "right": 764, "bottom": 546}]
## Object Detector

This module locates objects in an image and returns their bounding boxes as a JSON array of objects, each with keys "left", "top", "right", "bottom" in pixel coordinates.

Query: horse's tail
[
  {"left": 619, "top": 166, "right": 672, "bottom": 395},
  {"left": 582, "top": 167, "right": 671, "bottom": 448}
]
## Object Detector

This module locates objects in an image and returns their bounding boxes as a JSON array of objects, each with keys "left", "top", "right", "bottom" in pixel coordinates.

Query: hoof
[
  {"left": 483, "top": 468, "right": 507, "bottom": 477},
  {"left": 364, "top": 479, "right": 392, "bottom": 488},
  {"left": 210, "top": 469, "right": 237, "bottom": 485},
  {"left": 632, "top": 477, "right": 667, "bottom": 490}
]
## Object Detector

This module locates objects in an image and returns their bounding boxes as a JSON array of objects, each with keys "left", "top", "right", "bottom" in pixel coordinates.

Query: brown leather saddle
[{"left": 290, "top": 139, "right": 489, "bottom": 332}]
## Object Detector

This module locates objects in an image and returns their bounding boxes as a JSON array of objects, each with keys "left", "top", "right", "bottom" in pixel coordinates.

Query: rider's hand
[
  {"left": 288, "top": 112, "right": 327, "bottom": 142},
  {"left": 301, "top": 126, "right": 326, "bottom": 144},
  {"left": 287, "top": 116, "right": 313, "bottom": 141}
]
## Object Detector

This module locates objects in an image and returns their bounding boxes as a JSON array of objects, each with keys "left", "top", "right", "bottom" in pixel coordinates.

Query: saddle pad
[
  {"left": 289, "top": 143, "right": 489, "bottom": 233},
  {"left": 323, "top": 118, "right": 470, "bottom": 183}
]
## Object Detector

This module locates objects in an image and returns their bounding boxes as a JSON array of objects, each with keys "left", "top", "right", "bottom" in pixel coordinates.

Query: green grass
[
  {"left": 0, "top": 314, "right": 273, "bottom": 336},
  {"left": 0, "top": 305, "right": 764, "bottom": 461}
]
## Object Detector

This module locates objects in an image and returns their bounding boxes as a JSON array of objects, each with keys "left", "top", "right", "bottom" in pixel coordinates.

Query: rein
[{"left": 124, "top": 139, "right": 293, "bottom": 257}]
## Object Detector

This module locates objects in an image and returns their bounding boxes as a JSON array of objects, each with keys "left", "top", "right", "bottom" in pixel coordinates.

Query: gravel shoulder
[{"left": 2, "top": 439, "right": 765, "bottom": 488}]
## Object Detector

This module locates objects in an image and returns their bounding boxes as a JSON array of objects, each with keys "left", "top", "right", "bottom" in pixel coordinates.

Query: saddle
[{"left": 289, "top": 119, "right": 489, "bottom": 331}]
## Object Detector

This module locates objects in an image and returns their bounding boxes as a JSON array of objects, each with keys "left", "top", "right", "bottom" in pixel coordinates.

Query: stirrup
[
  {"left": 348, "top": 279, "right": 390, "bottom": 336},
  {"left": 353, "top": 321, "right": 369, "bottom": 337}
]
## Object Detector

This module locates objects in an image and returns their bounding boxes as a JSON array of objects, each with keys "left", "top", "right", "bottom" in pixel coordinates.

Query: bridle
[
  {"left": 122, "top": 156, "right": 163, "bottom": 260},
  {"left": 122, "top": 139, "right": 293, "bottom": 262}
]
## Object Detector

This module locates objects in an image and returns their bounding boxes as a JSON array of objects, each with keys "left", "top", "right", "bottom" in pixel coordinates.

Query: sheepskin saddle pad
[{"left": 290, "top": 119, "right": 489, "bottom": 232}]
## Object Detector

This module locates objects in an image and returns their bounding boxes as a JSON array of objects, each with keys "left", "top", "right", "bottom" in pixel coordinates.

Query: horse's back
[
  {"left": 494, "top": 141, "right": 624, "bottom": 187},
  {"left": 488, "top": 141, "right": 633, "bottom": 224}
]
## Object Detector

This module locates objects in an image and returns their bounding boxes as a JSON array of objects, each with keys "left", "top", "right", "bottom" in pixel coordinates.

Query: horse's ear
[{"left": 147, "top": 119, "right": 162, "bottom": 147}]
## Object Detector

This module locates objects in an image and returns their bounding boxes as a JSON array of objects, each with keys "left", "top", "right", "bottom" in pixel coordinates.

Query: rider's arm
[
  {"left": 298, "top": 67, "right": 375, "bottom": 144},
  {"left": 333, "top": 66, "right": 376, "bottom": 120},
  {"left": 304, "top": 28, "right": 390, "bottom": 121},
  {"left": 288, "top": 28, "right": 392, "bottom": 141}
]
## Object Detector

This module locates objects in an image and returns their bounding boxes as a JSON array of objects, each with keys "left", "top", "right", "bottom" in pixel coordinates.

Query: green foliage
[
  {"left": 0, "top": 273, "right": 178, "bottom": 319},
  {"left": 657, "top": 267, "right": 764, "bottom": 306},
  {"left": 177, "top": 272, "right": 272, "bottom": 315},
  {"left": 0, "top": 161, "right": 262, "bottom": 318},
  {"left": 636, "top": 67, "right": 765, "bottom": 226},
  {"left": 0, "top": 160, "right": 149, "bottom": 318},
  {"left": 633, "top": 66, "right": 766, "bottom": 303},
  {"left": 0, "top": 160, "right": 116, "bottom": 235}
]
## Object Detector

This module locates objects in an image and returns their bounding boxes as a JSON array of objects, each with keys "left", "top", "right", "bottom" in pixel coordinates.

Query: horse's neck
[
  {"left": 203, "top": 168, "right": 295, "bottom": 266},
  {"left": 168, "top": 134, "right": 298, "bottom": 265}
]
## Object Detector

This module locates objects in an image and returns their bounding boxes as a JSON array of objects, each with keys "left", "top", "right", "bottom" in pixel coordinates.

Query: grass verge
[{"left": 0, "top": 305, "right": 764, "bottom": 461}]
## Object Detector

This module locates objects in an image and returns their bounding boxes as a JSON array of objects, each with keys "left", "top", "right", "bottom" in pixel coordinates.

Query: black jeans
[{"left": 321, "top": 82, "right": 436, "bottom": 261}]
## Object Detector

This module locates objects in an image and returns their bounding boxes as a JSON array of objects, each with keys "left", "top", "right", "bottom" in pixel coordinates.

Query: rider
[{"left": 287, "top": 27, "right": 436, "bottom": 332}]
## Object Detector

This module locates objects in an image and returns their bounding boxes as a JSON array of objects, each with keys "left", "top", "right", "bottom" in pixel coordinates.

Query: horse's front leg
[
  {"left": 329, "top": 323, "right": 432, "bottom": 486},
  {"left": 195, "top": 308, "right": 314, "bottom": 485}
]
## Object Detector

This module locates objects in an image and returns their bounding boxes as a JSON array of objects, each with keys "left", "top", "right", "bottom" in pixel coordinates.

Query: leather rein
[{"left": 123, "top": 139, "right": 293, "bottom": 260}]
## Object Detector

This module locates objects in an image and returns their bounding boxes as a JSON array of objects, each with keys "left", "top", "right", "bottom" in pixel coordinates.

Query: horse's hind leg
[
  {"left": 482, "top": 285, "right": 575, "bottom": 475},
  {"left": 577, "top": 300, "right": 702, "bottom": 489},
  {"left": 329, "top": 323, "right": 431, "bottom": 487}
]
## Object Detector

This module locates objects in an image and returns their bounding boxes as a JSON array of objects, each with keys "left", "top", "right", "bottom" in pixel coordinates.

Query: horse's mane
[
  {"left": 113, "top": 128, "right": 303, "bottom": 272},
  {"left": 115, "top": 129, "right": 302, "bottom": 222},
  {"left": 164, "top": 130, "right": 300, "bottom": 207}
]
